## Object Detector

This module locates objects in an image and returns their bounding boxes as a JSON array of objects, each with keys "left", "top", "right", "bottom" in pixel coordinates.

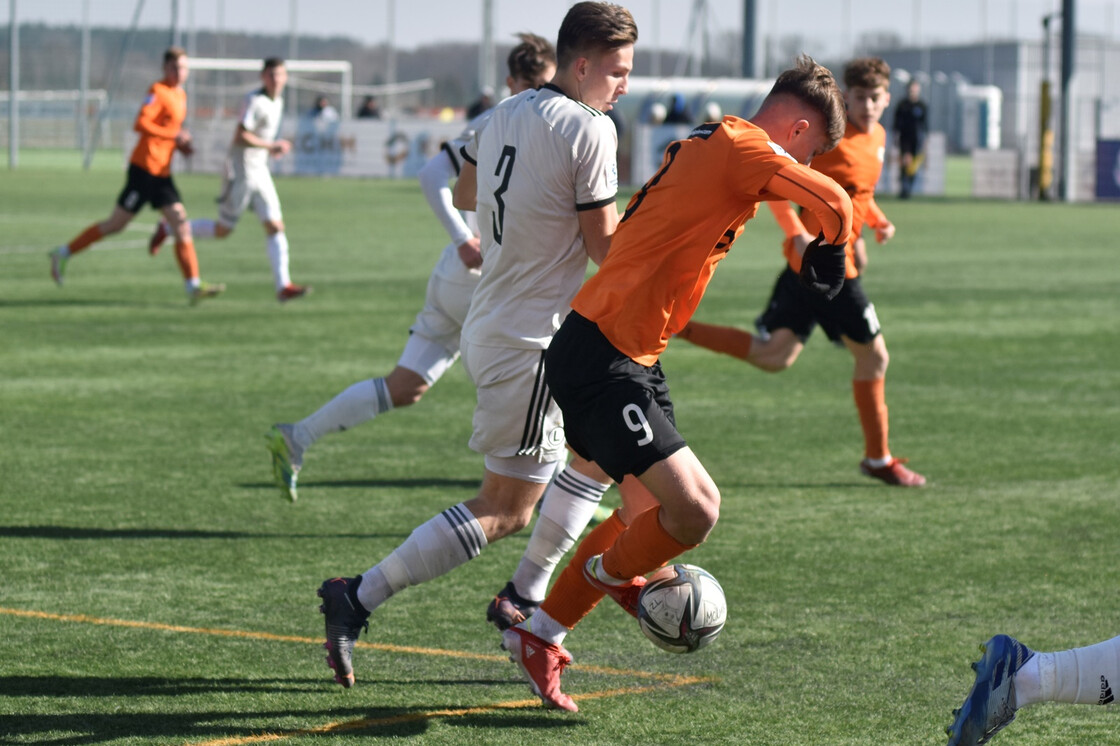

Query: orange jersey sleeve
[
  {"left": 767, "top": 199, "right": 807, "bottom": 240},
  {"left": 572, "top": 117, "right": 813, "bottom": 366},
  {"left": 129, "top": 81, "right": 187, "bottom": 177},
  {"left": 865, "top": 196, "right": 888, "bottom": 229},
  {"left": 794, "top": 120, "right": 886, "bottom": 277}
]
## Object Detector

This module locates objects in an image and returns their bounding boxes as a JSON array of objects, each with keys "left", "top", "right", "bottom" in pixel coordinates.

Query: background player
[
  {"left": 893, "top": 78, "right": 927, "bottom": 198},
  {"left": 678, "top": 57, "right": 926, "bottom": 487},
  {"left": 150, "top": 57, "right": 308, "bottom": 302},
  {"left": 502, "top": 55, "right": 853, "bottom": 711},
  {"left": 49, "top": 47, "right": 223, "bottom": 305},
  {"left": 265, "top": 33, "right": 557, "bottom": 502},
  {"left": 313, "top": 1, "right": 636, "bottom": 690},
  {"left": 947, "top": 633, "right": 1120, "bottom": 745}
]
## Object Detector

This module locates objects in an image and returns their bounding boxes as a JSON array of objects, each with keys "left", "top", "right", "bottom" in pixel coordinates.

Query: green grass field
[{"left": 2, "top": 165, "right": 1119, "bottom": 745}]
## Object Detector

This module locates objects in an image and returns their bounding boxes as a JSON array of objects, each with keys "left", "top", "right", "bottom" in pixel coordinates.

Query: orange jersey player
[
  {"left": 679, "top": 56, "right": 926, "bottom": 487},
  {"left": 49, "top": 47, "right": 224, "bottom": 305},
  {"left": 500, "top": 55, "right": 853, "bottom": 712}
]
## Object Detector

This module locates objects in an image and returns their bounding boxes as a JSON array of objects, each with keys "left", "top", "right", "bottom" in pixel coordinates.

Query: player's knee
[{"left": 668, "top": 484, "right": 720, "bottom": 545}]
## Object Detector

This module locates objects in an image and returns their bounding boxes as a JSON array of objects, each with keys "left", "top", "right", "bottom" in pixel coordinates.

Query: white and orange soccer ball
[{"left": 636, "top": 563, "right": 727, "bottom": 654}]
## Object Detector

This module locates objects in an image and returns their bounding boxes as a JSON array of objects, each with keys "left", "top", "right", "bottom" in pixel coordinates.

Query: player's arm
[
  {"left": 133, "top": 92, "right": 180, "bottom": 140},
  {"left": 766, "top": 199, "right": 813, "bottom": 254},
  {"left": 765, "top": 163, "right": 851, "bottom": 246},
  {"left": 577, "top": 203, "right": 618, "bottom": 266},
  {"left": 419, "top": 148, "right": 480, "bottom": 268},
  {"left": 764, "top": 164, "right": 852, "bottom": 298},
  {"left": 865, "top": 197, "right": 895, "bottom": 243},
  {"left": 235, "top": 124, "right": 290, "bottom": 157},
  {"left": 452, "top": 161, "right": 477, "bottom": 212}
]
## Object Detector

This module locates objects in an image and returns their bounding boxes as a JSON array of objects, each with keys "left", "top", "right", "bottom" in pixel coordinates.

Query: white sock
[
  {"left": 190, "top": 218, "right": 216, "bottom": 239},
  {"left": 865, "top": 455, "right": 893, "bottom": 468},
  {"left": 293, "top": 377, "right": 392, "bottom": 450},
  {"left": 524, "top": 609, "right": 569, "bottom": 646},
  {"left": 511, "top": 466, "right": 610, "bottom": 602},
  {"left": 266, "top": 231, "right": 291, "bottom": 290},
  {"left": 184, "top": 277, "right": 200, "bottom": 292},
  {"left": 1017, "top": 636, "right": 1120, "bottom": 707},
  {"left": 357, "top": 503, "right": 487, "bottom": 612}
]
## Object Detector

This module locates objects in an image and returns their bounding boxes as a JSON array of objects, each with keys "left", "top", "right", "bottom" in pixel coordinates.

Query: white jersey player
[
  {"left": 312, "top": 4, "right": 638, "bottom": 692},
  {"left": 265, "top": 34, "right": 557, "bottom": 503},
  {"left": 149, "top": 57, "right": 308, "bottom": 302}
]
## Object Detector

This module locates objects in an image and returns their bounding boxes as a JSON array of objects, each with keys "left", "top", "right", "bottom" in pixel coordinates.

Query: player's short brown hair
[
  {"left": 163, "top": 47, "right": 187, "bottom": 65},
  {"left": 843, "top": 57, "right": 890, "bottom": 90},
  {"left": 507, "top": 33, "right": 556, "bottom": 83},
  {"left": 556, "top": 2, "right": 638, "bottom": 69},
  {"left": 262, "top": 57, "right": 285, "bottom": 72},
  {"left": 767, "top": 54, "right": 846, "bottom": 150}
]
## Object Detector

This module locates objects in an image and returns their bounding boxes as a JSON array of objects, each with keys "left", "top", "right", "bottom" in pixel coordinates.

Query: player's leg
[
  {"left": 829, "top": 281, "right": 925, "bottom": 487},
  {"left": 489, "top": 453, "right": 614, "bottom": 629},
  {"left": 155, "top": 170, "right": 240, "bottom": 254},
  {"left": 270, "top": 274, "right": 471, "bottom": 498},
  {"left": 51, "top": 176, "right": 141, "bottom": 284},
  {"left": 252, "top": 176, "right": 307, "bottom": 301},
  {"left": 320, "top": 461, "right": 551, "bottom": 688}
]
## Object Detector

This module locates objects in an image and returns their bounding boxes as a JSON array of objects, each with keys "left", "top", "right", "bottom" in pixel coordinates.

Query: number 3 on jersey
[
  {"left": 622, "top": 404, "right": 653, "bottom": 446},
  {"left": 491, "top": 145, "right": 516, "bottom": 244}
]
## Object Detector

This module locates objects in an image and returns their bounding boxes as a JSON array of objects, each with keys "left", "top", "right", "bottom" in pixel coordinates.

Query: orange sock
[
  {"left": 66, "top": 223, "right": 104, "bottom": 255},
  {"left": 853, "top": 377, "right": 889, "bottom": 460},
  {"left": 174, "top": 238, "right": 199, "bottom": 281},
  {"left": 601, "top": 506, "right": 696, "bottom": 581},
  {"left": 678, "top": 320, "right": 752, "bottom": 360},
  {"left": 540, "top": 510, "right": 626, "bottom": 630}
]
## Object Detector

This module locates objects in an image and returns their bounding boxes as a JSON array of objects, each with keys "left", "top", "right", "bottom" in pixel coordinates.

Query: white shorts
[
  {"left": 459, "top": 339, "right": 566, "bottom": 463},
  {"left": 408, "top": 269, "right": 476, "bottom": 355},
  {"left": 218, "top": 168, "right": 282, "bottom": 227}
]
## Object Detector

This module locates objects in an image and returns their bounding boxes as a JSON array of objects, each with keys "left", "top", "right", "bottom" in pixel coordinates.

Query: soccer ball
[{"left": 636, "top": 563, "right": 726, "bottom": 654}]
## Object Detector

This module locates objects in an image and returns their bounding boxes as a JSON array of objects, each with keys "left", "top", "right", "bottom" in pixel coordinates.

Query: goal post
[{"left": 187, "top": 57, "right": 354, "bottom": 121}]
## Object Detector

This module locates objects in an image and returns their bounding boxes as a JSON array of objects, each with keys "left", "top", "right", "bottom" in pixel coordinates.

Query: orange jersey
[
  {"left": 774, "top": 120, "right": 889, "bottom": 278},
  {"left": 129, "top": 81, "right": 187, "bottom": 178},
  {"left": 572, "top": 117, "right": 852, "bottom": 366}
]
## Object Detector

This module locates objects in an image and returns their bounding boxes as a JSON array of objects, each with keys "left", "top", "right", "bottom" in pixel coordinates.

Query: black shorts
[
  {"left": 115, "top": 164, "right": 182, "bottom": 213},
  {"left": 756, "top": 267, "right": 881, "bottom": 345},
  {"left": 545, "top": 312, "right": 687, "bottom": 483}
]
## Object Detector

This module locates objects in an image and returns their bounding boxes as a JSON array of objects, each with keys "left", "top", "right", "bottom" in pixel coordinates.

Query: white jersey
[
  {"left": 231, "top": 88, "right": 283, "bottom": 175},
  {"left": 460, "top": 84, "right": 618, "bottom": 350}
]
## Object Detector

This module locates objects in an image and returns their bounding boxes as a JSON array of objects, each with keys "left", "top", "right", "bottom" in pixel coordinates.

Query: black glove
[{"left": 798, "top": 234, "right": 846, "bottom": 300}]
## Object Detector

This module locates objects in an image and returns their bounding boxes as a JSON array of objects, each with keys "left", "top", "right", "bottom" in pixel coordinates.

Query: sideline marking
[{"left": 3, "top": 605, "right": 716, "bottom": 744}]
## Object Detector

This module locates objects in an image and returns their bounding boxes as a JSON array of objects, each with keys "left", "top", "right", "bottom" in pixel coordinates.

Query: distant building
[{"left": 875, "top": 36, "right": 1120, "bottom": 193}]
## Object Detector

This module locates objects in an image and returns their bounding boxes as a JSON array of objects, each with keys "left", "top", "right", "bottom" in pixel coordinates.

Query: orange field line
[
  {"left": 2, "top": 605, "right": 716, "bottom": 745},
  {"left": 1, "top": 605, "right": 713, "bottom": 682}
]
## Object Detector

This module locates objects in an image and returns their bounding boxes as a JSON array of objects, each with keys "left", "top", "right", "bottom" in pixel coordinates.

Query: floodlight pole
[
  {"left": 479, "top": 0, "right": 495, "bottom": 95},
  {"left": 8, "top": 0, "right": 18, "bottom": 170},
  {"left": 1057, "top": 0, "right": 1076, "bottom": 202},
  {"left": 740, "top": 0, "right": 755, "bottom": 78},
  {"left": 79, "top": 0, "right": 91, "bottom": 153},
  {"left": 170, "top": 0, "right": 181, "bottom": 47},
  {"left": 1038, "top": 13, "right": 1058, "bottom": 200}
]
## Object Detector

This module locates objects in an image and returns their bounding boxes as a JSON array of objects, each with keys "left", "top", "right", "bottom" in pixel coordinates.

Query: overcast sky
[{"left": 3, "top": 0, "right": 1118, "bottom": 59}]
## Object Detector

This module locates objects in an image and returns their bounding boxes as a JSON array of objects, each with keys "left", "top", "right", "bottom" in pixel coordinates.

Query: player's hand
[
  {"left": 271, "top": 139, "right": 292, "bottom": 157},
  {"left": 874, "top": 221, "right": 895, "bottom": 243},
  {"left": 457, "top": 236, "right": 482, "bottom": 269},
  {"left": 798, "top": 234, "right": 846, "bottom": 300},
  {"left": 175, "top": 132, "right": 194, "bottom": 156}
]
